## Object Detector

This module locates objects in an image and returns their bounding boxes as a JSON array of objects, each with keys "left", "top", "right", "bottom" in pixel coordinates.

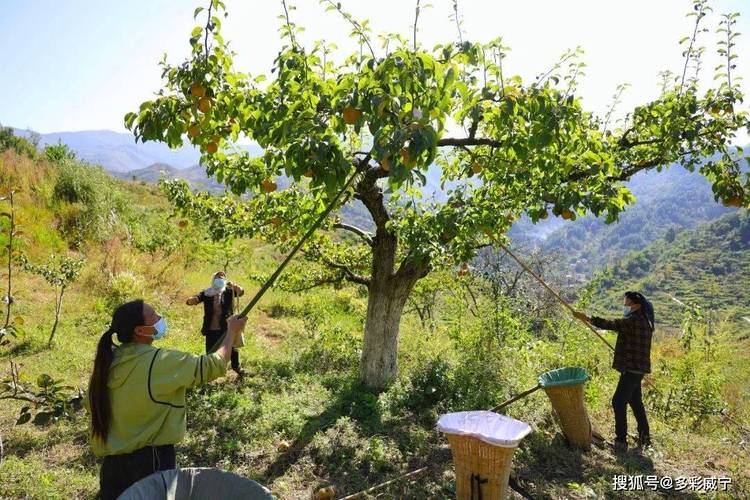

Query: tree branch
[
  {"left": 437, "top": 137, "right": 504, "bottom": 148},
  {"left": 284, "top": 277, "right": 342, "bottom": 293},
  {"left": 319, "top": 255, "right": 371, "bottom": 286},
  {"left": 333, "top": 223, "right": 373, "bottom": 246},
  {"left": 355, "top": 173, "right": 391, "bottom": 231}
]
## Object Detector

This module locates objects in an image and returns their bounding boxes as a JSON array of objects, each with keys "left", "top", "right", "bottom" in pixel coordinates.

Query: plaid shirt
[{"left": 591, "top": 310, "right": 653, "bottom": 374}]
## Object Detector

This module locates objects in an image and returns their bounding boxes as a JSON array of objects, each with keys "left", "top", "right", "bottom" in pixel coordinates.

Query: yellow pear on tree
[
  {"left": 261, "top": 179, "right": 277, "bottom": 193},
  {"left": 198, "top": 97, "right": 212, "bottom": 113},
  {"left": 342, "top": 106, "right": 362, "bottom": 125},
  {"left": 561, "top": 209, "right": 574, "bottom": 220},
  {"left": 400, "top": 148, "right": 416, "bottom": 169},
  {"left": 187, "top": 125, "right": 200, "bottom": 139},
  {"left": 471, "top": 162, "right": 482, "bottom": 174},
  {"left": 189, "top": 83, "right": 206, "bottom": 98}
]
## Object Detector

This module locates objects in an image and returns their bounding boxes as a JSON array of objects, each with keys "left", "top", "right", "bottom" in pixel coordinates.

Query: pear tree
[{"left": 127, "top": 0, "right": 749, "bottom": 388}]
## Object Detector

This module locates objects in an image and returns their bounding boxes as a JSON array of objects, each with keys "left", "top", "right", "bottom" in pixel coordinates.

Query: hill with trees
[{"left": 589, "top": 209, "right": 750, "bottom": 330}]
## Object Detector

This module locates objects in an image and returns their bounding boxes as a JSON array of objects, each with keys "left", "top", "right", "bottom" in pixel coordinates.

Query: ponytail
[
  {"left": 89, "top": 330, "right": 115, "bottom": 440},
  {"left": 88, "top": 299, "right": 144, "bottom": 441}
]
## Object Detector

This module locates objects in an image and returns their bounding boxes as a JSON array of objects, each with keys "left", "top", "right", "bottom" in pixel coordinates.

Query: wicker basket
[
  {"left": 438, "top": 411, "right": 531, "bottom": 500},
  {"left": 446, "top": 434, "right": 517, "bottom": 499},
  {"left": 539, "top": 367, "right": 592, "bottom": 450}
]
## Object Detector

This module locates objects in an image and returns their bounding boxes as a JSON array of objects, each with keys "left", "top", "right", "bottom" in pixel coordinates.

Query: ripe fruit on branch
[
  {"left": 380, "top": 157, "right": 391, "bottom": 172},
  {"left": 722, "top": 196, "right": 742, "bottom": 207},
  {"left": 271, "top": 217, "right": 282, "bottom": 226},
  {"left": 561, "top": 209, "right": 574, "bottom": 220},
  {"left": 342, "top": 106, "right": 362, "bottom": 125},
  {"left": 314, "top": 486, "right": 336, "bottom": 500},
  {"left": 206, "top": 142, "right": 218, "bottom": 154},
  {"left": 198, "top": 97, "right": 212, "bottom": 113},
  {"left": 457, "top": 263, "right": 470, "bottom": 277},
  {"left": 471, "top": 163, "right": 482, "bottom": 174},
  {"left": 187, "top": 125, "right": 200, "bottom": 139},
  {"left": 261, "top": 179, "right": 277, "bottom": 193},
  {"left": 189, "top": 83, "right": 206, "bottom": 98},
  {"left": 400, "top": 148, "right": 416, "bottom": 168},
  {"left": 304, "top": 170, "right": 314, "bottom": 178}
]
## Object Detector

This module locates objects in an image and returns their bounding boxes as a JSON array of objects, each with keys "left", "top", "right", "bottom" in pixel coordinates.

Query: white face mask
[
  {"left": 142, "top": 317, "right": 168, "bottom": 340},
  {"left": 213, "top": 278, "right": 226, "bottom": 289},
  {"left": 623, "top": 306, "right": 633, "bottom": 317}
]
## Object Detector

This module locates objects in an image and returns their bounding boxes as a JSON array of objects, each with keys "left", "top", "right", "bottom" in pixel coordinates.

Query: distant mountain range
[{"left": 12, "top": 128, "right": 262, "bottom": 173}]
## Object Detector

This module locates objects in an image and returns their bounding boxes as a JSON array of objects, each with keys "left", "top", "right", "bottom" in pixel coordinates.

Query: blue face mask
[
  {"left": 213, "top": 278, "right": 226, "bottom": 289},
  {"left": 149, "top": 317, "right": 168, "bottom": 340},
  {"left": 623, "top": 306, "right": 633, "bottom": 317}
]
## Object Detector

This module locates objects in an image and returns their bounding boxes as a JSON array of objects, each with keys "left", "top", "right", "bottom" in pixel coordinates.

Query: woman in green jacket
[{"left": 87, "top": 299, "right": 247, "bottom": 499}]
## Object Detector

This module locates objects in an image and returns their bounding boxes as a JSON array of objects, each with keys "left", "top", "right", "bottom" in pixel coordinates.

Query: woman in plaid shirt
[{"left": 575, "top": 291, "right": 655, "bottom": 452}]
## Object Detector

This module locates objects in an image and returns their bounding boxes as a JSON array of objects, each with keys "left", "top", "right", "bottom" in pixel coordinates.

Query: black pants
[
  {"left": 205, "top": 330, "right": 241, "bottom": 373},
  {"left": 612, "top": 371, "right": 650, "bottom": 443},
  {"left": 99, "top": 444, "right": 175, "bottom": 500}
]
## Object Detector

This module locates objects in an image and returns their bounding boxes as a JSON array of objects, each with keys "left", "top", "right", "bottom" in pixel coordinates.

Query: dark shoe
[
  {"left": 614, "top": 440, "right": 628, "bottom": 453},
  {"left": 234, "top": 368, "right": 246, "bottom": 379},
  {"left": 637, "top": 432, "right": 651, "bottom": 448}
]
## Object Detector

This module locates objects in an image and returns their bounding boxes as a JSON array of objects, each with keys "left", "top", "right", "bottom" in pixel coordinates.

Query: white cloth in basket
[{"left": 437, "top": 411, "right": 532, "bottom": 448}]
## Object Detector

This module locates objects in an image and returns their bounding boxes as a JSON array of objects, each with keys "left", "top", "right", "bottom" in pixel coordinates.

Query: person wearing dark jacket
[
  {"left": 186, "top": 271, "right": 245, "bottom": 376},
  {"left": 574, "top": 291, "right": 654, "bottom": 452}
]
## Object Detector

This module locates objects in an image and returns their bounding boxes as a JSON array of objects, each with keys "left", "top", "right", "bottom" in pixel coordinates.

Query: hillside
[
  {"left": 542, "top": 165, "right": 735, "bottom": 276},
  {"left": 589, "top": 210, "right": 750, "bottom": 330}
]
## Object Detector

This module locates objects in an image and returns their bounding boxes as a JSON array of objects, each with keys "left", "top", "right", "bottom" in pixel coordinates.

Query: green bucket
[
  {"left": 538, "top": 367, "right": 592, "bottom": 449},
  {"left": 538, "top": 366, "right": 590, "bottom": 388}
]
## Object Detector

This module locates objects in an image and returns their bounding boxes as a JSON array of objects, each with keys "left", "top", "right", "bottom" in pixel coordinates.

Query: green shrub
[
  {"left": 43, "top": 142, "right": 76, "bottom": 164},
  {"left": 52, "top": 162, "right": 128, "bottom": 243},
  {"left": 102, "top": 272, "right": 144, "bottom": 311},
  {"left": 0, "top": 125, "right": 36, "bottom": 158},
  {"left": 52, "top": 162, "right": 98, "bottom": 205}
]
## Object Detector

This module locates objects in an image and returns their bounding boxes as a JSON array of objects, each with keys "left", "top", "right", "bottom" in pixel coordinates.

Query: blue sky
[{"left": 2, "top": 0, "right": 749, "bottom": 135}]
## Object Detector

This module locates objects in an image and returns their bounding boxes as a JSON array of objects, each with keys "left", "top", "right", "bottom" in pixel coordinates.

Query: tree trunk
[
  {"left": 355, "top": 170, "right": 428, "bottom": 389},
  {"left": 359, "top": 229, "right": 425, "bottom": 389},
  {"left": 360, "top": 276, "right": 415, "bottom": 389},
  {"left": 48, "top": 290, "right": 63, "bottom": 347}
]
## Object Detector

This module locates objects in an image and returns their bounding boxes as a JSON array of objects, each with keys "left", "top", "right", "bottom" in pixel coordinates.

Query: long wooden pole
[
  {"left": 489, "top": 385, "right": 541, "bottom": 412},
  {"left": 238, "top": 170, "right": 360, "bottom": 318},
  {"left": 486, "top": 235, "right": 615, "bottom": 352}
]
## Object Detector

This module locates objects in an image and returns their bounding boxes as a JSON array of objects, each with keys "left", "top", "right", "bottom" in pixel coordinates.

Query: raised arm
[
  {"left": 589, "top": 315, "right": 634, "bottom": 335},
  {"left": 227, "top": 281, "right": 244, "bottom": 297},
  {"left": 185, "top": 292, "right": 202, "bottom": 306}
]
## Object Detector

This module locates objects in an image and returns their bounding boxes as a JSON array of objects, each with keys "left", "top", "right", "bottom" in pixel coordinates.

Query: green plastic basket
[{"left": 538, "top": 367, "right": 590, "bottom": 388}]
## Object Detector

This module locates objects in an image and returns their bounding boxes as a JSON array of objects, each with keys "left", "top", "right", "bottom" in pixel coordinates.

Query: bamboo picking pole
[
  {"left": 485, "top": 232, "right": 664, "bottom": 392},
  {"left": 238, "top": 170, "right": 360, "bottom": 319},
  {"left": 486, "top": 235, "right": 615, "bottom": 352},
  {"left": 489, "top": 385, "right": 542, "bottom": 412}
]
